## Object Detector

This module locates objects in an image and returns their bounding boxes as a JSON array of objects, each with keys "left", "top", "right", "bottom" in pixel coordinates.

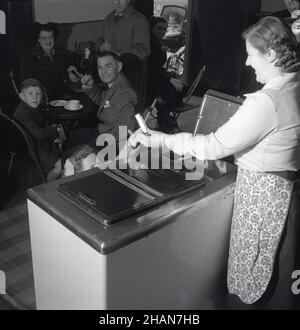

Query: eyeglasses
[{"left": 39, "top": 36, "right": 54, "bottom": 41}]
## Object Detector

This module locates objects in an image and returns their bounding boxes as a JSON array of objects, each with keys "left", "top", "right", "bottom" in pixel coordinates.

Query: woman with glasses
[{"left": 20, "top": 22, "right": 79, "bottom": 99}]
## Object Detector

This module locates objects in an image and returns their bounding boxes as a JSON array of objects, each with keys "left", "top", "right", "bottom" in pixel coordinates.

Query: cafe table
[{"left": 41, "top": 86, "right": 98, "bottom": 129}]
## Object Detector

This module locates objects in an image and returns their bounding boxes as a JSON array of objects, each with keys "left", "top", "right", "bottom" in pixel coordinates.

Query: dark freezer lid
[
  {"left": 57, "top": 165, "right": 205, "bottom": 226},
  {"left": 57, "top": 170, "right": 157, "bottom": 226}
]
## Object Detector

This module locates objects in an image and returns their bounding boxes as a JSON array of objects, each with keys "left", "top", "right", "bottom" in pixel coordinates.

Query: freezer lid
[
  {"left": 57, "top": 163, "right": 205, "bottom": 226},
  {"left": 57, "top": 170, "right": 157, "bottom": 226}
]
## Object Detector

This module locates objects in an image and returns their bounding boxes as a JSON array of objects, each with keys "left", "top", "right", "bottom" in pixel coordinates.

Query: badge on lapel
[{"left": 104, "top": 100, "right": 111, "bottom": 108}]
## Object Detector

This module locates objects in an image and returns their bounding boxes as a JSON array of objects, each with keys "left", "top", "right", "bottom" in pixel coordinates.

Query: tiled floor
[{"left": 0, "top": 298, "right": 16, "bottom": 310}]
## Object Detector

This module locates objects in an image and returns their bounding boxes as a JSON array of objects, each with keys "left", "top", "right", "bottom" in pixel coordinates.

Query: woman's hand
[{"left": 128, "top": 128, "right": 167, "bottom": 149}]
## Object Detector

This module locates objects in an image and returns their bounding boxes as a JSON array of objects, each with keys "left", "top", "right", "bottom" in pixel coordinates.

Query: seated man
[{"left": 68, "top": 51, "right": 137, "bottom": 148}]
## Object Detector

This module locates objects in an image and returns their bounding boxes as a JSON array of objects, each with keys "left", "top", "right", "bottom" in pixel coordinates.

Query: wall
[
  {"left": 56, "top": 20, "right": 103, "bottom": 51},
  {"left": 187, "top": 0, "right": 247, "bottom": 95},
  {"left": 33, "top": 0, "right": 153, "bottom": 52},
  {"left": 33, "top": 0, "right": 114, "bottom": 23},
  {"left": 261, "top": 0, "right": 285, "bottom": 12},
  {"left": 33, "top": 0, "right": 115, "bottom": 51}
]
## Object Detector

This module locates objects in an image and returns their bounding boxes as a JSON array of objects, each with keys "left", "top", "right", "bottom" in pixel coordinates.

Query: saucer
[
  {"left": 50, "top": 100, "right": 68, "bottom": 107},
  {"left": 64, "top": 104, "right": 83, "bottom": 111}
]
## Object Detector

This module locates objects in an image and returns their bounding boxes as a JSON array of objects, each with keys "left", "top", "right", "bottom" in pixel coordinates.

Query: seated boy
[
  {"left": 62, "top": 144, "right": 97, "bottom": 177},
  {"left": 13, "top": 78, "right": 64, "bottom": 181}
]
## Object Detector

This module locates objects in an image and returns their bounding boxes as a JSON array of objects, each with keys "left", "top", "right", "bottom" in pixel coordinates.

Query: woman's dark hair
[
  {"left": 243, "top": 16, "right": 300, "bottom": 73},
  {"left": 34, "top": 22, "right": 59, "bottom": 40},
  {"left": 149, "top": 16, "right": 167, "bottom": 29}
]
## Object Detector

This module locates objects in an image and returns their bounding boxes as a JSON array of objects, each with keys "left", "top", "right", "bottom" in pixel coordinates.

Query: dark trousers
[{"left": 68, "top": 126, "right": 99, "bottom": 149}]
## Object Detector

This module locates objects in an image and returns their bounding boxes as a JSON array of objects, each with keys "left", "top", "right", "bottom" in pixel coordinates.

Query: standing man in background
[
  {"left": 98, "top": 0, "right": 150, "bottom": 114},
  {"left": 68, "top": 51, "right": 137, "bottom": 148}
]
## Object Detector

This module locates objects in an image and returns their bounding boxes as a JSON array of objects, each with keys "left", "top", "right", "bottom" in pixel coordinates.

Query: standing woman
[{"left": 129, "top": 16, "right": 300, "bottom": 308}]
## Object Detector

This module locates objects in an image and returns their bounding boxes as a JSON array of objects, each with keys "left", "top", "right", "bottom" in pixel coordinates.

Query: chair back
[
  {"left": 0, "top": 72, "right": 20, "bottom": 117},
  {"left": 0, "top": 112, "right": 46, "bottom": 182},
  {"left": 193, "top": 89, "right": 244, "bottom": 136},
  {"left": 0, "top": 112, "right": 27, "bottom": 156},
  {"left": 173, "top": 65, "right": 206, "bottom": 120},
  {"left": 10, "top": 70, "right": 21, "bottom": 99}
]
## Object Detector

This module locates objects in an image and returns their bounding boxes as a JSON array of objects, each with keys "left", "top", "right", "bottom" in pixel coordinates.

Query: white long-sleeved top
[{"left": 164, "top": 73, "right": 300, "bottom": 172}]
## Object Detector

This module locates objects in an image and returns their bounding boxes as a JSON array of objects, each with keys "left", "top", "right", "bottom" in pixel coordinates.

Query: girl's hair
[
  {"left": 149, "top": 16, "right": 167, "bottom": 29},
  {"left": 243, "top": 16, "right": 300, "bottom": 73},
  {"left": 68, "top": 144, "right": 96, "bottom": 173}
]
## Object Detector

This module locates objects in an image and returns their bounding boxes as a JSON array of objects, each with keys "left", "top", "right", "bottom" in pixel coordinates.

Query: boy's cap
[{"left": 20, "top": 78, "right": 44, "bottom": 91}]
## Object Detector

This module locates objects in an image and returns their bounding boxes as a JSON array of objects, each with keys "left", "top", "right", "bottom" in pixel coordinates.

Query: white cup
[{"left": 67, "top": 100, "right": 80, "bottom": 109}]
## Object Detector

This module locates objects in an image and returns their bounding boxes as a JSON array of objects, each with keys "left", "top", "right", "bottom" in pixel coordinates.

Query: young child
[
  {"left": 62, "top": 144, "right": 97, "bottom": 177},
  {"left": 166, "top": 14, "right": 181, "bottom": 35},
  {"left": 13, "top": 78, "right": 63, "bottom": 181}
]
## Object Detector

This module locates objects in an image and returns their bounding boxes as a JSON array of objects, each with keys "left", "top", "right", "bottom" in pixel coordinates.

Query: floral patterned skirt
[{"left": 227, "top": 167, "right": 294, "bottom": 304}]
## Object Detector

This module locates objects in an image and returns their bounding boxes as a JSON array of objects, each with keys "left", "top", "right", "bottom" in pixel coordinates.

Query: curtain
[
  {"left": 0, "top": 1, "right": 33, "bottom": 115},
  {"left": 1, "top": 0, "right": 34, "bottom": 74},
  {"left": 186, "top": 0, "right": 247, "bottom": 95}
]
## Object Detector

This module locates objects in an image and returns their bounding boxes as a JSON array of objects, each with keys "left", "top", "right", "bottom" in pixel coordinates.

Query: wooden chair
[{"left": 0, "top": 111, "right": 46, "bottom": 182}]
